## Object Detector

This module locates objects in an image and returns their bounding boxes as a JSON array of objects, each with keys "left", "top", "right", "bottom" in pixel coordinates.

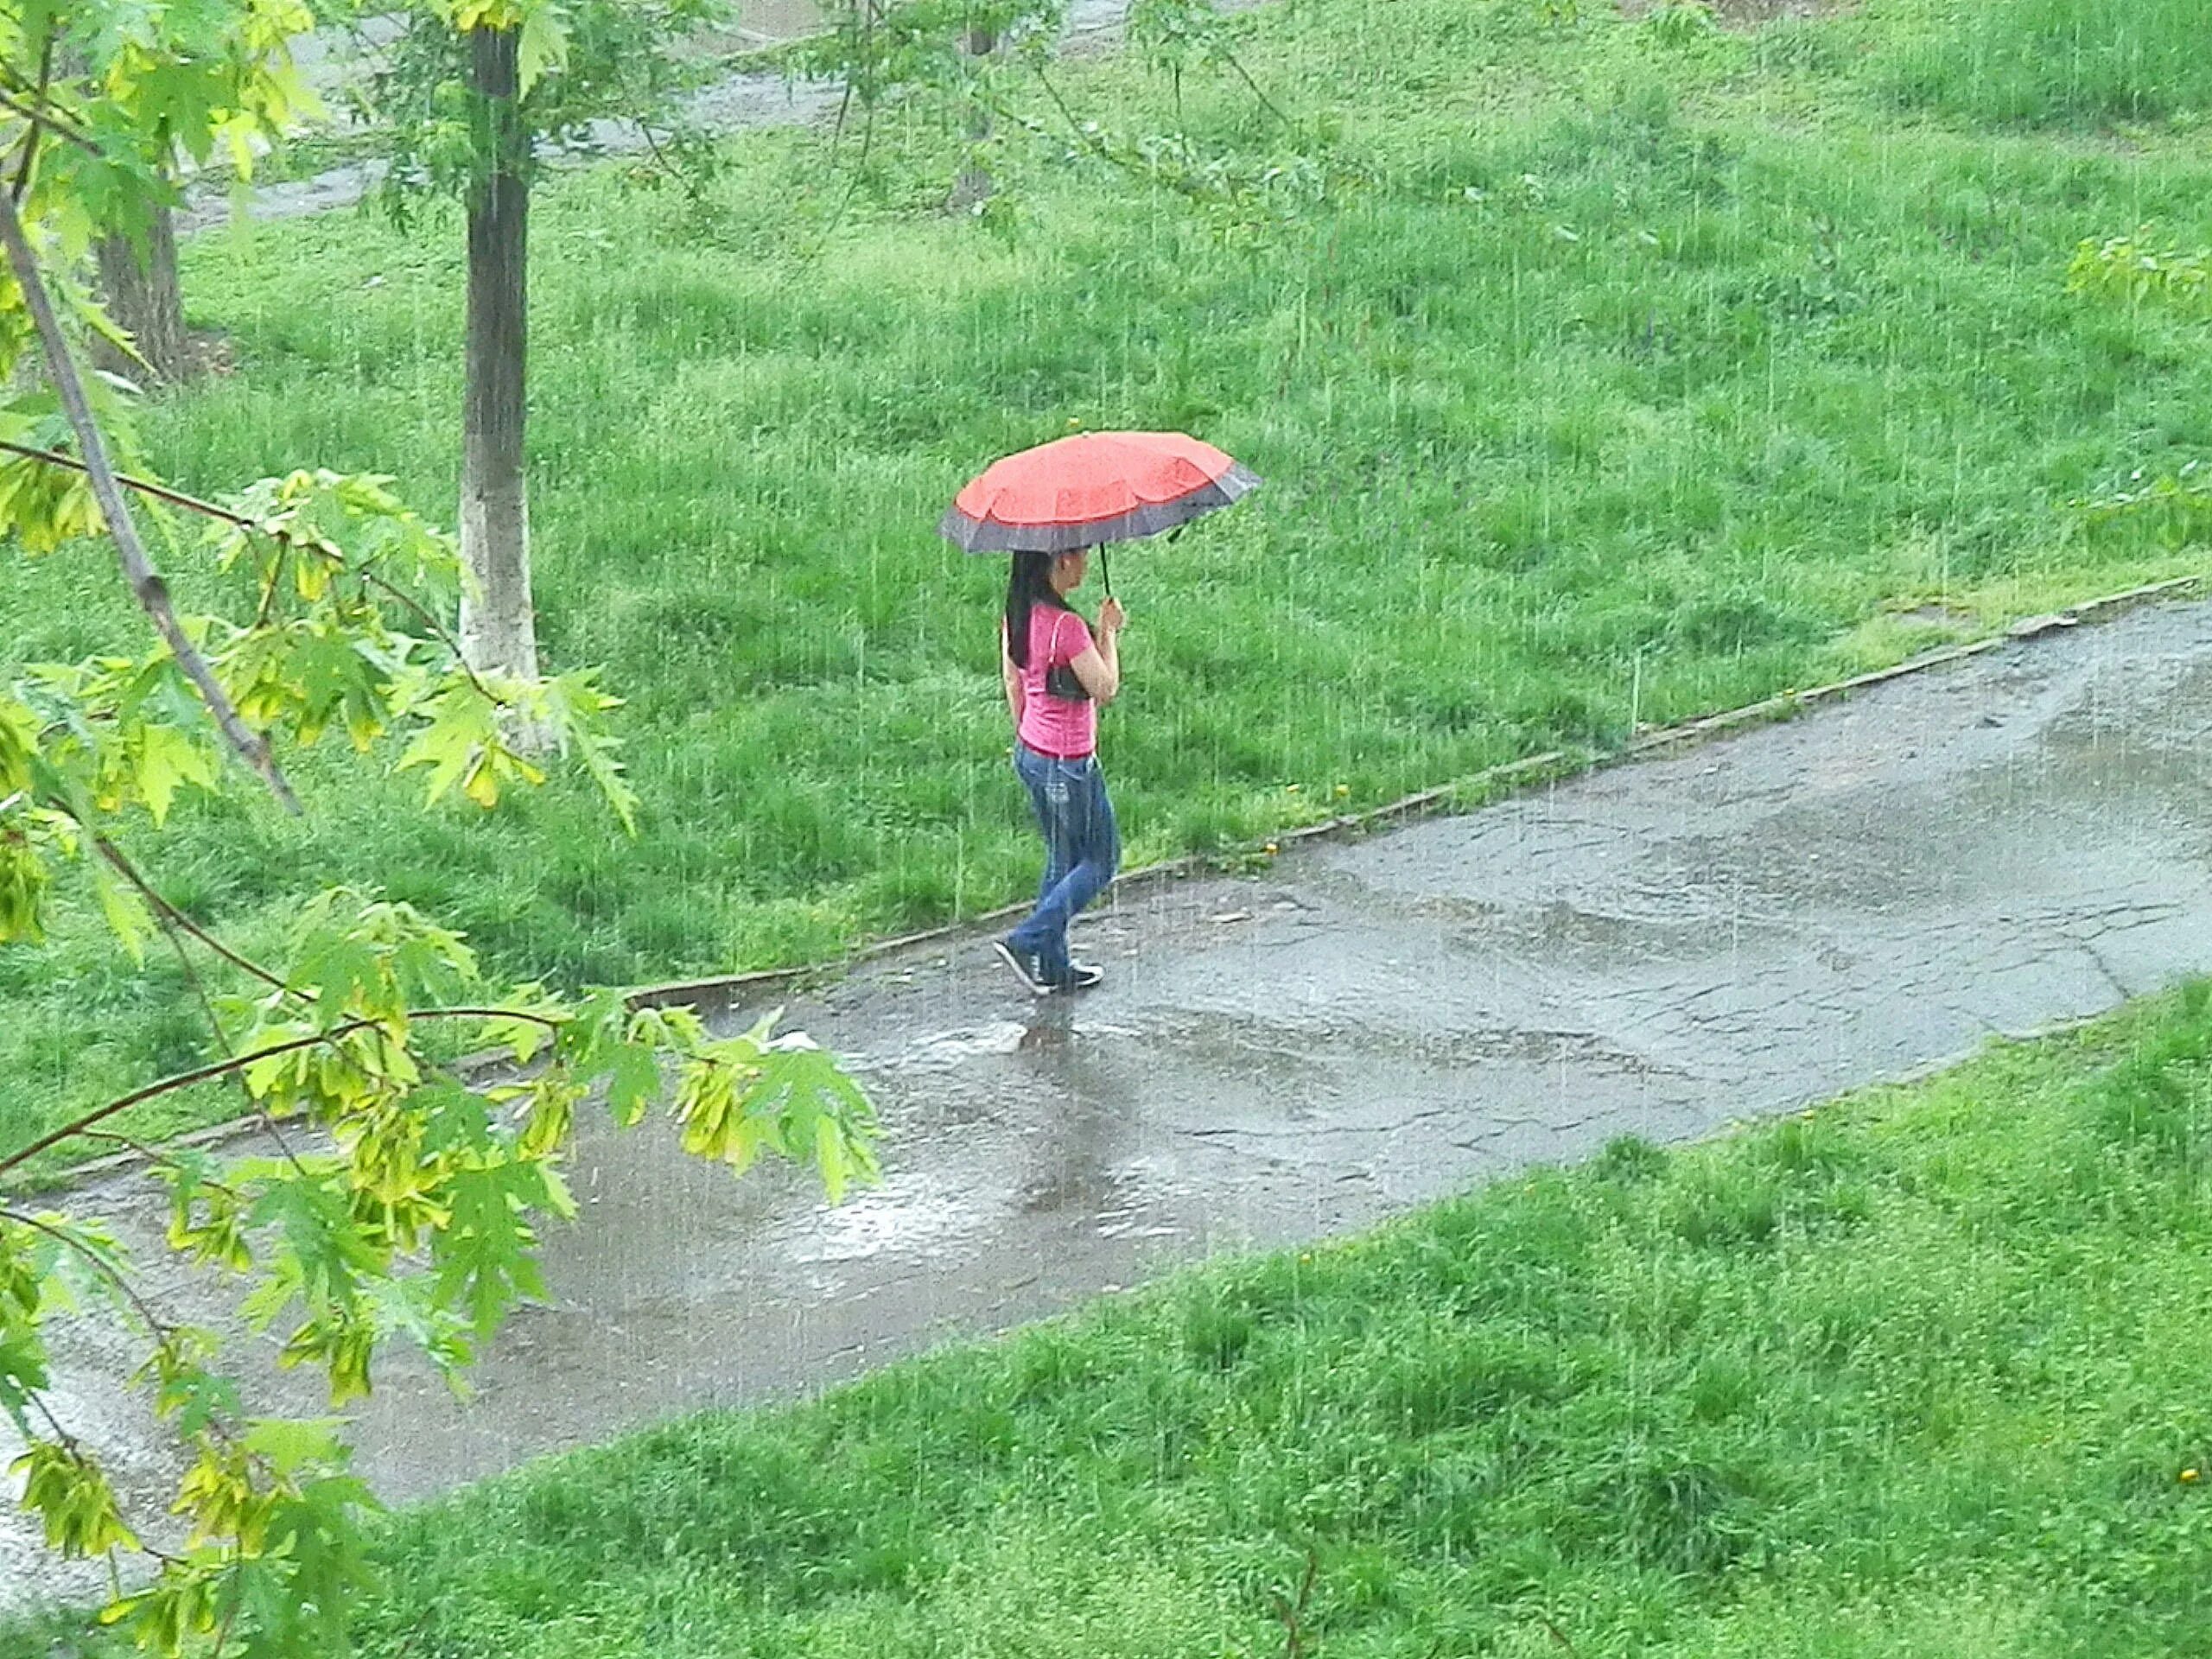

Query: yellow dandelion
[{"left": 2183, "top": 1469, "right": 2202, "bottom": 1484}]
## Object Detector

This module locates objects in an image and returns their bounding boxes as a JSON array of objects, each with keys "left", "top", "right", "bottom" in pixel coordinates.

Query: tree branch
[
  {"left": 27, "top": 1389, "right": 78, "bottom": 1452},
  {"left": 74, "top": 1128, "right": 248, "bottom": 1186},
  {"left": 0, "top": 86, "right": 98, "bottom": 156},
  {"left": 1033, "top": 62, "right": 1112, "bottom": 164},
  {"left": 0, "top": 1032, "right": 350, "bottom": 1177},
  {"left": 0, "top": 1007, "right": 562, "bottom": 1178},
  {"left": 0, "top": 189, "right": 302, "bottom": 814},
  {"left": 0, "top": 438, "right": 254, "bottom": 525},
  {"left": 1, "top": 1207, "right": 178, "bottom": 1344},
  {"left": 1223, "top": 51, "right": 1292, "bottom": 130},
  {"left": 79, "top": 820, "right": 294, "bottom": 992},
  {"left": 86, "top": 831, "right": 306, "bottom": 1147},
  {"left": 10, "top": 25, "right": 55, "bottom": 204},
  {"left": 0, "top": 438, "right": 504, "bottom": 703}
]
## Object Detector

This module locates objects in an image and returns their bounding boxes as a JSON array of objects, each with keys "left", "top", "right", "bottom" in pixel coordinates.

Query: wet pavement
[{"left": 9, "top": 596, "right": 2212, "bottom": 1608}]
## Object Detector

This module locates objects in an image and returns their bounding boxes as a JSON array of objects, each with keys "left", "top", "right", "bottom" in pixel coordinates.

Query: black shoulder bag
[{"left": 1042, "top": 609, "right": 1091, "bottom": 702}]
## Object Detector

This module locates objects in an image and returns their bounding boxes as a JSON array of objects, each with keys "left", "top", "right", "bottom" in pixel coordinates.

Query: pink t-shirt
[{"left": 1010, "top": 604, "right": 1097, "bottom": 759}]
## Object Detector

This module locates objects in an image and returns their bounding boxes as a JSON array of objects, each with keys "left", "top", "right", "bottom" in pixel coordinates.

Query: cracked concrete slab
[{"left": 9, "top": 597, "right": 2212, "bottom": 1611}]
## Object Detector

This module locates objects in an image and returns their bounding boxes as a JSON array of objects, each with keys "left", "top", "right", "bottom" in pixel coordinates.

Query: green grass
[
  {"left": 16, "top": 983, "right": 2212, "bottom": 1656},
  {"left": 1870, "top": 0, "right": 2212, "bottom": 127},
  {"left": 8, "top": 0, "right": 2212, "bottom": 1160}
]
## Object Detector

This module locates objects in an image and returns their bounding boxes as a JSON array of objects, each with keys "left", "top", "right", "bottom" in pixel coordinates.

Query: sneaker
[
  {"left": 1045, "top": 962, "right": 1104, "bottom": 992},
  {"left": 992, "top": 938, "right": 1052, "bottom": 995}
]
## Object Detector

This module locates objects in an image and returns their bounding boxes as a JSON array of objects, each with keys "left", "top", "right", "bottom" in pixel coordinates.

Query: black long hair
[{"left": 1003, "top": 550, "right": 1074, "bottom": 668}]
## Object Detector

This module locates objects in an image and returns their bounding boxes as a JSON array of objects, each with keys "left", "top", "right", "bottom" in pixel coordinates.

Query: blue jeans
[{"left": 1007, "top": 742, "right": 1119, "bottom": 984}]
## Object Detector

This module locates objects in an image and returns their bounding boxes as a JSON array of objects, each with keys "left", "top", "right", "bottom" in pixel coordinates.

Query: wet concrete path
[{"left": 9, "top": 597, "right": 2212, "bottom": 1606}]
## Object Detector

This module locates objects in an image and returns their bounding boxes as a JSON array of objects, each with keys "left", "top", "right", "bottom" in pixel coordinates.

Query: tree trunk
[
  {"left": 945, "top": 27, "right": 997, "bottom": 213},
  {"left": 457, "top": 23, "right": 542, "bottom": 698},
  {"left": 92, "top": 203, "right": 189, "bottom": 388}
]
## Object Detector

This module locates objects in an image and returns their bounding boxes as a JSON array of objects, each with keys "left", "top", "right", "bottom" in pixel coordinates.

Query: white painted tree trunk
[{"left": 456, "top": 22, "right": 543, "bottom": 710}]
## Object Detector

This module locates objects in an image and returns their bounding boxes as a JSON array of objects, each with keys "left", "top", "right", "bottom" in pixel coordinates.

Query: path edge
[
  {"left": 39, "top": 570, "right": 2207, "bottom": 1186},
  {"left": 628, "top": 571, "right": 2210, "bottom": 1012}
]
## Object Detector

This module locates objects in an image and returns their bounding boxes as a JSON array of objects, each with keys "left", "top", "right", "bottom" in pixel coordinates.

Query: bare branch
[
  {"left": 25, "top": 1391, "right": 80, "bottom": 1459},
  {"left": 1224, "top": 53, "right": 1293, "bottom": 130},
  {"left": 0, "top": 188, "right": 302, "bottom": 813}
]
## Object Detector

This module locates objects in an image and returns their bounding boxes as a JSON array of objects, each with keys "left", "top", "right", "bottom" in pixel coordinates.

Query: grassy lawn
[
  {"left": 6, "top": 0, "right": 2212, "bottom": 1155},
  {"left": 13, "top": 982, "right": 2209, "bottom": 1656}
]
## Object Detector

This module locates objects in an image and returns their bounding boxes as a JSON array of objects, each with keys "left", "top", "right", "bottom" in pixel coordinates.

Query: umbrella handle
[{"left": 1099, "top": 543, "right": 1112, "bottom": 598}]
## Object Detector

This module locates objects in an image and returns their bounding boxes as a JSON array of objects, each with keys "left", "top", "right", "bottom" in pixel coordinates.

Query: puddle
[{"left": 12, "top": 601, "right": 2212, "bottom": 1612}]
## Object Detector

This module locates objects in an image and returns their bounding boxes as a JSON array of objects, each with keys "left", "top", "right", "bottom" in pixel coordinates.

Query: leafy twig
[
  {"left": 0, "top": 436, "right": 505, "bottom": 705},
  {"left": 79, "top": 830, "right": 309, "bottom": 1141},
  {"left": 2, "top": 1208, "right": 178, "bottom": 1343},
  {"left": 0, "top": 86, "right": 98, "bottom": 156},
  {"left": 1268, "top": 1548, "right": 1319, "bottom": 1659},
  {"left": 0, "top": 1007, "right": 563, "bottom": 1177},
  {"left": 80, "top": 820, "right": 293, "bottom": 993},
  {"left": 0, "top": 189, "right": 301, "bottom": 813},
  {"left": 0, "top": 439, "right": 252, "bottom": 524},
  {"left": 9, "top": 24, "right": 54, "bottom": 204}
]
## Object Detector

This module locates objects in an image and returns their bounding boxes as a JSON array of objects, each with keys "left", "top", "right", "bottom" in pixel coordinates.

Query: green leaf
[
  {"left": 0, "top": 830, "right": 49, "bottom": 945},
  {"left": 0, "top": 1324, "right": 54, "bottom": 1437},
  {"left": 607, "top": 1039, "right": 663, "bottom": 1127},
  {"left": 432, "top": 1157, "right": 562, "bottom": 1340},
  {"left": 248, "top": 1174, "right": 386, "bottom": 1324},
  {"left": 814, "top": 1110, "right": 854, "bottom": 1205},
  {"left": 0, "top": 697, "right": 34, "bottom": 793},
  {"left": 518, "top": 5, "right": 572, "bottom": 92},
  {"left": 90, "top": 856, "right": 154, "bottom": 966},
  {"left": 396, "top": 679, "right": 503, "bottom": 809},
  {"left": 129, "top": 725, "right": 211, "bottom": 831},
  {"left": 240, "top": 1417, "right": 349, "bottom": 1479}
]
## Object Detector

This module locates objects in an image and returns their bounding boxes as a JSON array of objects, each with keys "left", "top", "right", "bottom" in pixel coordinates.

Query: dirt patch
[
  {"left": 1896, "top": 603, "right": 1979, "bottom": 631},
  {"left": 1617, "top": 0, "right": 1854, "bottom": 27}
]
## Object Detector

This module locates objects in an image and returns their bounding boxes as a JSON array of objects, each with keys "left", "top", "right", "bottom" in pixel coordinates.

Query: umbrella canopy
[{"left": 939, "top": 430, "right": 1260, "bottom": 555}]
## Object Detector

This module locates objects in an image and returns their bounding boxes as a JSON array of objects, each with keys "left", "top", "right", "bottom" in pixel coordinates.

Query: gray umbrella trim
[{"left": 941, "top": 461, "right": 1261, "bottom": 553}]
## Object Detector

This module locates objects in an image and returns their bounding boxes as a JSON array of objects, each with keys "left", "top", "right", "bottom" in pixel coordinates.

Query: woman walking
[{"left": 995, "top": 547, "right": 1125, "bottom": 994}]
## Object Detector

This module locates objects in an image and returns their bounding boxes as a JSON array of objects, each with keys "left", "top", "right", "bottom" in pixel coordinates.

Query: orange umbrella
[{"left": 939, "top": 431, "right": 1260, "bottom": 590}]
